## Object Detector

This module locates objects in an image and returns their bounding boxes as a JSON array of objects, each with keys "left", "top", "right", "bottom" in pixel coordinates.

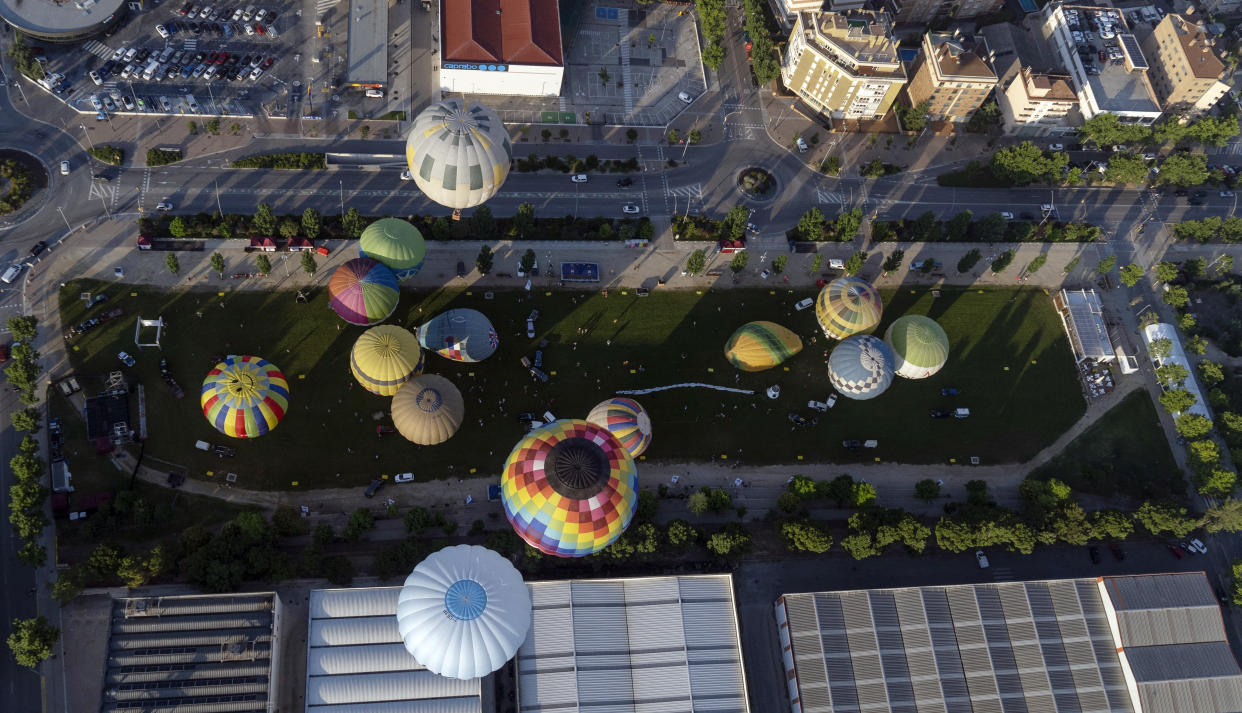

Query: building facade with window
[
  {"left": 997, "top": 66, "right": 1080, "bottom": 135},
  {"left": 906, "top": 32, "right": 997, "bottom": 122},
  {"left": 781, "top": 10, "right": 906, "bottom": 122},
  {"left": 1141, "top": 13, "right": 1229, "bottom": 119}
]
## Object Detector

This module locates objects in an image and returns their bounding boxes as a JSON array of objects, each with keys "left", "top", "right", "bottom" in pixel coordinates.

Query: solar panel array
[
  {"left": 782, "top": 579, "right": 1133, "bottom": 713},
  {"left": 103, "top": 594, "right": 277, "bottom": 713},
  {"left": 1118, "top": 34, "right": 1148, "bottom": 70}
]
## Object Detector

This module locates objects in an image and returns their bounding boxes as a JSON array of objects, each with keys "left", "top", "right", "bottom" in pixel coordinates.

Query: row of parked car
[
  {"left": 161, "top": 3, "right": 281, "bottom": 38},
  {"left": 90, "top": 44, "right": 276, "bottom": 86}
]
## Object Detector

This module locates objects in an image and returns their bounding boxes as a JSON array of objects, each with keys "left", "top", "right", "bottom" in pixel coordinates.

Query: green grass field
[
  {"left": 1027, "top": 389, "right": 1182, "bottom": 501},
  {"left": 57, "top": 281, "right": 1084, "bottom": 491}
]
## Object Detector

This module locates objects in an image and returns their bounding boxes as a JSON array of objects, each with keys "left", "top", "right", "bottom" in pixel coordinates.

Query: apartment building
[
  {"left": 998, "top": 66, "right": 1081, "bottom": 135},
  {"left": 1039, "top": 2, "right": 1163, "bottom": 125},
  {"left": 906, "top": 32, "right": 998, "bottom": 122},
  {"left": 888, "top": 0, "right": 1003, "bottom": 25},
  {"left": 781, "top": 10, "right": 906, "bottom": 121},
  {"left": 1142, "top": 12, "right": 1230, "bottom": 119}
]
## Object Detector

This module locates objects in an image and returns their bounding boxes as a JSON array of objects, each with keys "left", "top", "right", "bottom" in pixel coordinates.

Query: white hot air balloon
[{"left": 395, "top": 545, "right": 532, "bottom": 680}]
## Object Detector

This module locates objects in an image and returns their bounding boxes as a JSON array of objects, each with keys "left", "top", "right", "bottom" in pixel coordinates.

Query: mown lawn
[
  {"left": 1027, "top": 389, "right": 1182, "bottom": 501},
  {"left": 58, "top": 281, "right": 1083, "bottom": 491}
]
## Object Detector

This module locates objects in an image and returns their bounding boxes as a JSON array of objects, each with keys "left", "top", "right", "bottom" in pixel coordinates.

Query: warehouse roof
[
  {"left": 517, "top": 574, "right": 749, "bottom": 713},
  {"left": 1143, "top": 323, "right": 1211, "bottom": 418},
  {"left": 442, "top": 0, "right": 563, "bottom": 66},
  {"left": 1055, "top": 288, "right": 1113, "bottom": 362},
  {"left": 305, "top": 588, "right": 483, "bottom": 713},
  {"left": 346, "top": 0, "right": 387, "bottom": 86},
  {"left": 102, "top": 593, "right": 278, "bottom": 713}
]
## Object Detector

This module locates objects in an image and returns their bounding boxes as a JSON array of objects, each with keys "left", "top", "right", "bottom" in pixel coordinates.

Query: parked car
[
  {"left": 1048, "top": 143, "right": 1064, "bottom": 151},
  {"left": 117, "top": 351, "right": 136, "bottom": 367},
  {"left": 808, "top": 400, "right": 828, "bottom": 412},
  {"left": 1000, "top": 211, "right": 1014, "bottom": 220},
  {"left": 456, "top": 261, "right": 466, "bottom": 278},
  {"left": 1088, "top": 546, "right": 1101, "bottom": 564},
  {"left": 364, "top": 478, "right": 383, "bottom": 497},
  {"left": 622, "top": 203, "right": 641, "bottom": 214},
  {"left": 1109, "top": 543, "right": 1125, "bottom": 561},
  {"left": 975, "top": 550, "right": 990, "bottom": 568},
  {"left": 842, "top": 440, "right": 862, "bottom": 450},
  {"left": 89, "top": 70, "right": 103, "bottom": 85},
  {"left": 29, "top": 241, "right": 47, "bottom": 258},
  {"left": 526, "top": 318, "right": 535, "bottom": 338},
  {"left": 616, "top": 177, "right": 633, "bottom": 188},
  {"left": 59, "top": 160, "right": 70, "bottom": 175},
  {"left": 1167, "top": 543, "right": 1184, "bottom": 559},
  {"left": 941, "top": 388, "right": 959, "bottom": 396},
  {"left": 929, "top": 409, "right": 952, "bottom": 419},
  {"left": 677, "top": 91, "right": 694, "bottom": 103},
  {"left": 1190, "top": 538, "right": 1208, "bottom": 554},
  {"left": 155, "top": 202, "right": 173, "bottom": 211},
  {"left": 393, "top": 472, "right": 414, "bottom": 483},
  {"left": 794, "top": 298, "right": 813, "bottom": 311},
  {"left": 570, "top": 173, "right": 588, "bottom": 183}
]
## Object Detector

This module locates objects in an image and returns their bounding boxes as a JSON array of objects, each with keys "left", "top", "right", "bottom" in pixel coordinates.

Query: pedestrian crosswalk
[
  {"left": 817, "top": 189, "right": 845, "bottom": 206},
  {"left": 83, "top": 40, "right": 113, "bottom": 59},
  {"left": 314, "top": 0, "right": 340, "bottom": 14},
  {"left": 669, "top": 183, "right": 702, "bottom": 199},
  {"left": 183, "top": 38, "right": 198, "bottom": 52}
]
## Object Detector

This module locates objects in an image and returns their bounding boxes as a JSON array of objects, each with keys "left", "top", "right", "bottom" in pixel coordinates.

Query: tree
[
  {"left": 471, "top": 205, "right": 496, "bottom": 240},
  {"left": 1096, "top": 255, "right": 1117, "bottom": 274},
  {"left": 252, "top": 203, "right": 276, "bottom": 235},
  {"left": 7, "top": 616, "right": 59, "bottom": 668},
  {"left": 1090, "top": 509, "right": 1134, "bottom": 540},
  {"left": 1154, "top": 261, "right": 1179, "bottom": 283},
  {"left": 1203, "top": 499, "right": 1242, "bottom": 533},
  {"left": 1187, "top": 114, "right": 1240, "bottom": 147},
  {"left": 729, "top": 251, "right": 749, "bottom": 274},
  {"left": 687, "top": 491, "right": 710, "bottom": 516},
  {"left": 990, "top": 141, "right": 1069, "bottom": 184},
  {"left": 519, "top": 249, "right": 537, "bottom": 274},
  {"left": 512, "top": 202, "right": 535, "bottom": 239},
  {"left": 168, "top": 216, "right": 190, "bottom": 237},
  {"left": 1148, "top": 337, "right": 1173, "bottom": 360},
  {"left": 1103, "top": 154, "right": 1149, "bottom": 184},
  {"left": 1119, "top": 263, "right": 1144, "bottom": 287},
  {"left": 343, "top": 508, "right": 376, "bottom": 541},
  {"left": 1159, "top": 388, "right": 1197, "bottom": 414},
  {"left": 475, "top": 245, "right": 493, "bottom": 275},
  {"left": 300, "top": 251, "right": 317, "bottom": 275},
  {"left": 667, "top": 128, "right": 680, "bottom": 144},
  {"left": 1162, "top": 285, "right": 1190, "bottom": 308},
  {"left": 781, "top": 520, "right": 833, "bottom": 553},
  {"left": 914, "top": 479, "right": 941, "bottom": 502},
  {"left": 666, "top": 519, "right": 698, "bottom": 548},
  {"left": 210, "top": 252, "right": 225, "bottom": 277},
  {"left": 909, "top": 211, "right": 940, "bottom": 242},
  {"left": 6, "top": 316, "right": 36, "bottom": 343},
  {"left": 255, "top": 254, "right": 271, "bottom": 275},
  {"left": 898, "top": 100, "right": 930, "bottom": 133},
  {"left": 705, "top": 524, "right": 751, "bottom": 557},
  {"left": 165, "top": 253, "right": 180, "bottom": 275},
  {"left": 1152, "top": 119, "right": 1188, "bottom": 145},
  {"left": 796, "top": 207, "right": 825, "bottom": 241},
  {"left": 17, "top": 541, "right": 45, "bottom": 567},
  {"left": 944, "top": 211, "right": 973, "bottom": 241},
  {"left": 1199, "top": 361, "right": 1225, "bottom": 387},
  {"left": 322, "top": 555, "right": 355, "bottom": 586},
  {"left": 278, "top": 217, "right": 300, "bottom": 239},
  {"left": 1077, "top": 112, "right": 1152, "bottom": 147},
  {"left": 1154, "top": 362, "right": 1189, "bottom": 388},
  {"left": 342, "top": 207, "right": 366, "bottom": 238},
  {"left": 626, "top": 128, "right": 638, "bottom": 143},
  {"left": 974, "top": 213, "right": 1007, "bottom": 243},
  {"left": 1135, "top": 500, "right": 1197, "bottom": 537},
  {"left": 301, "top": 208, "right": 321, "bottom": 240},
  {"left": 990, "top": 250, "right": 1015, "bottom": 273},
  {"left": 1186, "top": 335, "right": 1208, "bottom": 355},
  {"left": 686, "top": 249, "right": 706, "bottom": 275},
  {"left": 1198, "top": 467, "right": 1237, "bottom": 498},
  {"left": 771, "top": 254, "right": 788, "bottom": 274},
  {"left": 1156, "top": 153, "right": 1209, "bottom": 186},
  {"left": 404, "top": 506, "right": 433, "bottom": 534},
  {"left": 10, "top": 408, "right": 40, "bottom": 434},
  {"left": 833, "top": 208, "right": 863, "bottom": 242},
  {"left": 882, "top": 249, "right": 905, "bottom": 273},
  {"left": 688, "top": 129, "right": 702, "bottom": 144},
  {"left": 843, "top": 251, "right": 866, "bottom": 276}
]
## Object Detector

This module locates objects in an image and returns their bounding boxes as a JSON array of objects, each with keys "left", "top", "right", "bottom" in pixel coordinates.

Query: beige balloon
[{"left": 391, "top": 374, "right": 465, "bottom": 445}]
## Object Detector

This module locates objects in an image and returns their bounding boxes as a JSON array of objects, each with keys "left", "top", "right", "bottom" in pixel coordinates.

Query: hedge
[
  {"left": 0, "top": 159, "right": 34, "bottom": 216},
  {"left": 513, "top": 153, "right": 640, "bottom": 174},
  {"left": 88, "top": 145, "right": 124, "bottom": 165},
  {"left": 231, "top": 152, "right": 327, "bottom": 170},
  {"left": 146, "top": 149, "right": 183, "bottom": 167},
  {"left": 871, "top": 215, "right": 1101, "bottom": 243}
]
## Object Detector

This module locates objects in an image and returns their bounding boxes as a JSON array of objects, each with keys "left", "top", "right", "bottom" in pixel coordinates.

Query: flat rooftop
[
  {"left": 346, "top": 0, "right": 388, "bottom": 86},
  {"left": 1084, "top": 61, "right": 1160, "bottom": 113},
  {"left": 798, "top": 10, "right": 904, "bottom": 79},
  {"left": 0, "top": 0, "right": 125, "bottom": 35}
]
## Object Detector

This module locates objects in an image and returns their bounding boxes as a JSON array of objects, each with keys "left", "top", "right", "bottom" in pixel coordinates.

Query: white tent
[{"left": 396, "top": 545, "right": 531, "bottom": 680}]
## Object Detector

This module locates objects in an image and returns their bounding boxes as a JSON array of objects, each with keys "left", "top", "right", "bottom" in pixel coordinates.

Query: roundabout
[{"left": 737, "top": 166, "right": 778, "bottom": 201}]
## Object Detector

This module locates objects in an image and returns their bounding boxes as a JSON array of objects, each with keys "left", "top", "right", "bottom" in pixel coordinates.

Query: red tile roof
[{"left": 442, "top": 0, "right": 563, "bottom": 66}]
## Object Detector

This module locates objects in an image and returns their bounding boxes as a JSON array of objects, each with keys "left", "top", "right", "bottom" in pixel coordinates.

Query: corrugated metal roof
[
  {"left": 309, "top": 616, "right": 401, "bottom": 648},
  {"left": 307, "top": 643, "right": 426, "bottom": 677},
  {"left": 1127, "top": 642, "right": 1242, "bottom": 681},
  {"left": 102, "top": 594, "right": 277, "bottom": 713},
  {"left": 306, "top": 671, "right": 479, "bottom": 707},
  {"left": 307, "top": 702, "right": 483, "bottom": 713},
  {"left": 516, "top": 574, "right": 748, "bottom": 713},
  {"left": 310, "top": 587, "right": 401, "bottom": 620},
  {"left": 1103, "top": 572, "right": 1218, "bottom": 611}
]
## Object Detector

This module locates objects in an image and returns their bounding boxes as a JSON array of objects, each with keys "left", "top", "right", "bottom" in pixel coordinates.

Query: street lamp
[
  {"left": 339, "top": 179, "right": 344, "bottom": 217},
  {"left": 56, "top": 206, "right": 72, "bottom": 233},
  {"left": 78, "top": 124, "right": 94, "bottom": 152}
]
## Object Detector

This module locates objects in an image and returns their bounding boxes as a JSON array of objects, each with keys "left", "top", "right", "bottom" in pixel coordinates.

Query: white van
[
  {"left": 142, "top": 61, "right": 161, "bottom": 81},
  {"left": 364, "top": 88, "right": 384, "bottom": 98}
]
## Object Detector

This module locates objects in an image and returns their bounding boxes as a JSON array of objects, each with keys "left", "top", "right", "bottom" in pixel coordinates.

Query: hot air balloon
[
  {"left": 884, "top": 315, "right": 950, "bottom": 379},
  {"left": 350, "top": 325, "right": 424, "bottom": 396},
  {"left": 391, "top": 374, "right": 464, "bottom": 445},
  {"left": 396, "top": 545, "right": 532, "bottom": 680},
  {"left": 328, "top": 258, "right": 400, "bottom": 326},
  {"left": 416, "top": 308, "right": 499, "bottom": 363},
  {"left": 815, "top": 276, "right": 883, "bottom": 340},
  {"left": 827, "top": 335, "right": 895, "bottom": 401},
  {"left": 405, "top": 98, "right": 511, "bottom": 211},
  {"left": 358, "top": 218, "right": 426, "bottom": 279},
  {"left": 586, "top": 397, "right": 652, "bottom": 458},
  {"left": 200, "top": 355, "right": 289, "bottom": 438},
  {"left": 502, "top": 419, "right": 638, "bottom": 557},
  {"left": 723, "top": 321, "right": 803, "bottom": 372}
]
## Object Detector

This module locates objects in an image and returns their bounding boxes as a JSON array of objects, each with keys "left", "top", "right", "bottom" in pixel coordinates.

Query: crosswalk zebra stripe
[{"left": 83, "top": 40, "right": 114, "bottom": 59}]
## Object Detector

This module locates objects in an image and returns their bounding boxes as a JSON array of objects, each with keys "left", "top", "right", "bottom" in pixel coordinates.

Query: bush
[
  {"left": 781, "top": 520, "right": 833, "bottom": 553},
  {"left": 990, "top": 250, "right": 1015, "bottom": 273},
  {"left": 145, "top": 149, "right": 183, "bottom": 167},
  {"left": 88, "top": 145, "right": 124, "bottom": 165},
  {"left": 231, "top": 152, "right": 327, "bottom": 170}
]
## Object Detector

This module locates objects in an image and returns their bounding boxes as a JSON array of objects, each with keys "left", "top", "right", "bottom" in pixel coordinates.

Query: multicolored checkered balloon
[
  {"left": 586, "top": 397, "right": 652, "bottom": 457},
  {"left": 501, "top": 419, "right": 638, "bottom": 557},
  {"left": 201, "top": 355, "right": 289, "bottom": 438}
]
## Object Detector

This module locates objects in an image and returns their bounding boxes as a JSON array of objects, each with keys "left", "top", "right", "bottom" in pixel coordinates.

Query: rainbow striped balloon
[
  {"left": 328, "top": 258, "right": 399, "bottom": 326},
  {"left": 586, "top": 397, "right": 652, "bottom": 457},
  {"left": 200, "top": 355, "right": 289, "bottom": 438},
  {"left": 501, "top": 419, "right": 638, "bottom": 557}
]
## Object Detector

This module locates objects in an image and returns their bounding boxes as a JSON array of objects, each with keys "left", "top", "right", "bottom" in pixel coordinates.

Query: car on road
[
  {"left": 393, "top": 472, "right": 414, "bottom": 483},
  {"left": 1222, "top": 191, "right": 1235, "bottom": 197},
  {"left": 794, "top": 298, "right": 813, "bottom": 311},
  {"left": 808, "top": 400, "right": 828, "bottom": 412},
  {"left": 1109, "top": 543, "right": 1125, "bottom": 560},
  {"left": 456, "top": 261, "right": 466, "bottom": 278},
  {"left": 1088, "top": 546, "right": 1101, "bottom": 564},
  {"left": 526, "top": 318, "right": 535, "bottom": 338},
  {"left": 399, "top": 169, "right": 412, "bottom": 181},
  {"left": 1190, "top": 538, "right": 1208, "bottom": 553},
  {"left": 364, "top": 478, "right": 383, "bottom": 497},
  {"left": 1190, "top": 196, "right": 1206, "bottom": 205},
  {"left": 622, "top": 203, "right": 641, "bottom": 214},
  {"left": 616, "top": 177, "right": 633, "bottom": 188},
  {"left": 261, "top": 56, "right": 275, "bottom": 70},
  {"left": 929, "top": 409, "right": 952, "bottom": 419},
  {"left": 1000, "top": 211, "right": 1014, "bottom": 220},
  {"left": 1048, "top": 143, "right": 1064, "bottom": 151},
  {"left": 117, "top": 351, "right": 136, "bottom": 367},
  {"left": 1, "top": 264, "right": 24, "bottom": 284},
  {"left": 677, "top": 91, "right": 694, "bottom": 103},
  {"left": 975, "top": 550, "right": 990, "bottom": 568},
  {"left": 155, "top": 202, "right": 173, "bottom": 211},
  {"left": 570, "top": 174, "right": 588, "bottom": 183},
  {"left": 795, "top": 137, "right": 808, "bottom": 153},
  {"left": 29, "top": 241, "right": 47, "bottom": 258},
  {"left": 1167, "top": 543, "right": 1184, "bottom": 559}
]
